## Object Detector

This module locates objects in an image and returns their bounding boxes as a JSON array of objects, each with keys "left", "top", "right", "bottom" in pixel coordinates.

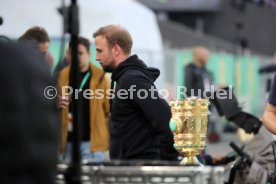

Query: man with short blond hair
[{"left": 93, "top": 25, "right": 178, "bottom": 160}]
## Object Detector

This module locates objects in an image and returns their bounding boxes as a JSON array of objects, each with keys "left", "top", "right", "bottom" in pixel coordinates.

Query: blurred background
[{"left": 1, "top": 0, "right": 276, "bottom": 155}]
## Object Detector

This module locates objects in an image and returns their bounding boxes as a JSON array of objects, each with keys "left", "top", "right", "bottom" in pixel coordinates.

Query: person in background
[
  {"left": 18, "top": 26, "right": 54, "bottom": 68},
  {"left": 57, "top": 36, "right": 110, "bottom": 162},
  {"left": 184, "top": 46, "right": 219, "bottom": 143},
  {"left": 184, "top": 46, "right": 213, "bottom": 98}
]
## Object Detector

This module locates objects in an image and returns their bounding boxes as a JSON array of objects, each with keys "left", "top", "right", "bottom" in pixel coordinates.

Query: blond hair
[{"left": 93, "top": 25, "right": 133, "bottom": 54}]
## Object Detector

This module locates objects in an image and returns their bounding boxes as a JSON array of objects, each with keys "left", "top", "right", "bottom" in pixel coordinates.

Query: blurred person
[
  {"left": 18, "top": 26, "right": 54, "bottom": 68},
  {"left": 184, "top": 46, "right": 219, "bottom": 143},
  {"left": 263, "top": 74, "right": 276, "bottom": 135},
  {"left": 184, "top": 46, "right": 214, "bottom": 98},
  {"left": 0, "top": 42, "right": 58, "bottom": 184},
  {"left": 93, "top": 25, "right": 178, "bottom": 160},
  {"left": 57, "top": 36, "right": 110, "bottom": 162}
]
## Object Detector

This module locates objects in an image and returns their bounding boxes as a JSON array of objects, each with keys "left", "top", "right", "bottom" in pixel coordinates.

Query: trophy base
[{"left": 180, "top": 156, "right": 203, "bottom": 166}]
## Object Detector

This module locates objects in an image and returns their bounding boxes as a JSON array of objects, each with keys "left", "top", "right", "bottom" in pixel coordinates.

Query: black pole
[
  {"left": 69, "top": 0, "right": 80, "bottom": 165},
  {"left": 64, "top": 0, "right": 81, "bottom": 183}
]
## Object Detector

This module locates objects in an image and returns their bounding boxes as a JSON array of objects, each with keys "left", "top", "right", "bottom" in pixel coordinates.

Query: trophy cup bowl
[{"left": 170, "top": 99, "right": 209, "bottom": 165}]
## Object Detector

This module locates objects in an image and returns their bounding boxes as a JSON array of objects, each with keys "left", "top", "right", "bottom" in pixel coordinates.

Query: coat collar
[{"left": 61, "top": 63, "right": 106, "bottom": 88}]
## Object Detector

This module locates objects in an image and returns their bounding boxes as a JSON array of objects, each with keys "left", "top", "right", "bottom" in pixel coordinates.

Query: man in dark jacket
[
  {"left": 0, "top": 42, "right": 58, "bottom": 184},
  {"left": 93, "top": 24, "right": 178, "bottom": 160},
  {"left": 185, "top": 46, "right": 213, "bottom": 98}
]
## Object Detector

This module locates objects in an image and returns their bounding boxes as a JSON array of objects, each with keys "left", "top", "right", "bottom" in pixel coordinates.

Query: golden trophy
[{"left": 170, "top": 99, "right": 209, "bottom": 165}]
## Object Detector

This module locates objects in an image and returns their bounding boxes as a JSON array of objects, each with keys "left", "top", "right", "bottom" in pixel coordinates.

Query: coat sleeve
[{"left": 102, "top": 76, "right": 111, "bottom": 117}]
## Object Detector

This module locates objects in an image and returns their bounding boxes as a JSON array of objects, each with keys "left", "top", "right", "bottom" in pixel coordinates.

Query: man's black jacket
[
  {"left": 109, "top": 55, "right": 178, "bottom": 160},
  {"left": 185, "top": 63, "right": 213, "bottom": 97}
]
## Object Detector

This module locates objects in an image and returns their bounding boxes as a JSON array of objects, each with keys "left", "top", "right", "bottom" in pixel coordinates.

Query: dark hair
[
  {"left": 18, "top": 26, "right": 50, "bottom": 43},
  {"left": 69, "top": 36, "right": 90, "bottom": 52},
  {"left": 93, "top": 25, "right": 132, "bottom": 54}
]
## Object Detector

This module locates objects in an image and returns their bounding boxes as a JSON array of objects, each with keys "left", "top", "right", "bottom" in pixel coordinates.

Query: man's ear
[{"left": 112, "top": 45, "right": 120, "bottom": 56}]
